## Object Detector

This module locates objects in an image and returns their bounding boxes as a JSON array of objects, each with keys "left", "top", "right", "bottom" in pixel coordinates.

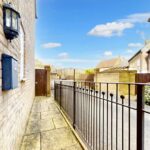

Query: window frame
[{"left": 19, "top": 23, "right": 26, "bottom": 82}]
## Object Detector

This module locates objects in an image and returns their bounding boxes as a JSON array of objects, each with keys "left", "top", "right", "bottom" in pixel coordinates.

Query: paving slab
[
  {"left": 53, "top": 114, "right": 68, "bottom": 128},
  {"left": 41, "top": 109, "right": 60, "bottom": 120},
  {"left": 62, "top": 144, "right": 83, "bottom": 150},
  {"left": 41, "top": 127, "right": 77, "bottom": 150},
  {"left": 20, "top": 97, "right": 83, "bottom": 150},
  {"left": 20, "top": 133, "right": 40, "bottom": 150}
]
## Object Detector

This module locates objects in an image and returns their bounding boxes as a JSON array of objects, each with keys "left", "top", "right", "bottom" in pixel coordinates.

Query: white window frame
[{"left": 20, "top": 24, "right": 25, "bottom": 81}]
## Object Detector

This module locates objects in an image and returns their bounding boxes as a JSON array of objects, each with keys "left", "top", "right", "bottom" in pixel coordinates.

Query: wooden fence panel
[{"left": 136, "top": 73, "right": 150, "bottom": 83}]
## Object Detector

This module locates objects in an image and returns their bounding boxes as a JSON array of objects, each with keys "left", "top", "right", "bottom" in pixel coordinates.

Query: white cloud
[
  {"left": 88, "top": 22, "right": 134, "bottom": 37},
  {"left": 119, "top": 12, "right": 150, "bottom": 23},
  {"left": 58, "top": 52, "right": 69, "bottom": 59},
  {"left": 126, "top": 49, "right": 134, "bottom": 53},
  {"left": 42, "top": 42, "right": 62, "bottom": 49},
  {"left": 104, "top": 51, "right": 113, "bottom": 56},
  {"left": 128, "top": 43, "right": 143, "bottom": 48},
  {"left": 88, "top": 12, "right": 150, "bottom": 37}
]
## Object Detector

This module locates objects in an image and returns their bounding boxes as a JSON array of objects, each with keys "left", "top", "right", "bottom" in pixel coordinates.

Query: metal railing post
[
  {"left": 137, "top": 84, "right": 144, "bottom": 150},
  {"left": 60, "top": 81, "right": 62, "bottom": 109},
  {"left": 73, "top": 81, "right": 76, "bottom": 129},
  {"left": 54, "top": 81, "right": 56, "bottom": 100}
]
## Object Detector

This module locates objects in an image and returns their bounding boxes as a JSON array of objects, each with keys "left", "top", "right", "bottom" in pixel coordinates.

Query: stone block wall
[
  {"left": 94, "top": 70, "right": 137, "bottom": 96},
  {"left": 0, "top": 0, "right": 36, "bottom": 150}
]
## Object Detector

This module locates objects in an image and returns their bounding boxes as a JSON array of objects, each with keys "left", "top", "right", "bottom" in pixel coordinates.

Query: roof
[
  {"left": 96, "top": 57, "right": 128, "bottom": 69},
  {"left": 128, "top": 50, "right": 142, "bottom": 62},
  {"left": 99, "top": 67, "right": 137, "bottom": 73}
]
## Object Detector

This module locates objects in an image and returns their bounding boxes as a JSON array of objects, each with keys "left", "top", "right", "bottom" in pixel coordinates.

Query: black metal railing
[{"left": 54, "top": 80, "right": 150, "bottom": 150}]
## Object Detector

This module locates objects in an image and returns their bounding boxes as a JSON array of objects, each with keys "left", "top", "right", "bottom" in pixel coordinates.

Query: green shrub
[{"left": 145, "top": 86, "right": 150, "bottom": 105}]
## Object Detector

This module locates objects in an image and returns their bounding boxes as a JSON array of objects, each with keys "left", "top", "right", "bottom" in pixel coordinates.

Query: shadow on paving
[{"left": 20, "top": 97, "right": 83, "bottom": 150}]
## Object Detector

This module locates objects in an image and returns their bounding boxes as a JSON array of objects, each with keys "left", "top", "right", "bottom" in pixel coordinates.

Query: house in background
[
  {"left": 129, "top": 41, "right": 150, "bottom": 73},
  {"left": 0, "top": 1, "right": 36, "bottom": 150},
  {"left": 95, "top": 57, "right": 129, "bottom": 72},
  {"left": 94, "top": 57, "right": 136, "bottom": 95}
]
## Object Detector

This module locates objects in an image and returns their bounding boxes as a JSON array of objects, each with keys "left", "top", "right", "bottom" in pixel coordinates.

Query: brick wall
[{"left": 0, "top": 0, "right": 35, "bottom": 150}]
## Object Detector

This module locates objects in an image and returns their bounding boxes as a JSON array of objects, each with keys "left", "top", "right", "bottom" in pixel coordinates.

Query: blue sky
[{"left": 36, "top": 0, "right": 150, "bottom": 69}]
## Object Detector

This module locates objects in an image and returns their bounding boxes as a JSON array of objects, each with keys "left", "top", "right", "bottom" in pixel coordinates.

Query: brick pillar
[{"left": 45, "top": 66, "right": 51, "bottom": 97}]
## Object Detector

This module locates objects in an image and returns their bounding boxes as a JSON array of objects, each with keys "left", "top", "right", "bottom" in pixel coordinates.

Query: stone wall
[
  {"left": 0, "top": 0, "right": 36, "bottom": 150},
  {"left": 94, "top": 70, "right": 137, "bottom": 96}
]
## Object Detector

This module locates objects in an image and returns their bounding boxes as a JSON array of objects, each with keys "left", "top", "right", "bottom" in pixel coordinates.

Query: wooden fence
[{"left": 136, "top": 73, "right": 150, "bottom": 83}]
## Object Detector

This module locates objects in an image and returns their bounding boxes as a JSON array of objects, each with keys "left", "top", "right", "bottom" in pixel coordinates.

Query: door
[{"left": 35, "top": 69, "right": 47, "bottom": 96}]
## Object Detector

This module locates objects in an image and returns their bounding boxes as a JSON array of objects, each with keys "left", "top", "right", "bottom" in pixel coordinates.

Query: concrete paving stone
[
  {"left": 29, "top": 113, "right": 41, "bottom": 122},
  {"left": 41, "top": 109, "right": 60, "bottom": 120},
  {"left": 40, "top": 119, "right": 55, "bottom": 131},
  {"left": 20, "top": 133, "right": 40, "bottom": 150},
  {"left": 53, "top": 115, "right": 68, "bottom": 128},
  {"left": 31, "top": 104, "right": 41, "bottom": 113},
  {"left": 41, "top": 103, "right": 58, "bottom": 112},
  {"left": 26, "top": 119, "right": 55, "bottom": 134},
  {"left": 21, "top": 97, "right": 82, "bottom": 150},
  {"left": 41, "top": 127, "right": 77, "bottom": 150},
  {"left": 25, "top": 120, "right": 41, "bottom": 134},
  {"left": 61, "top": 144, "right": 83, "bottom": 150}
]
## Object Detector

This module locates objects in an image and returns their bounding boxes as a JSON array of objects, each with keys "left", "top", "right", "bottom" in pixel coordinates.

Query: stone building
[
  {"left": 94, "top": 57, "right": 136, "bottom": 95},
  {"left": 94, "top": 68, "right": 137, "bottom": 95},
  {"left": 95, "top": 57, "right": 128, "bottom": 72},
  {"left": 129, "top": 41, "right": 150, "bottom": 73},
  {"left": 0, "top": 0, "right": 36, "bottom": 150}
]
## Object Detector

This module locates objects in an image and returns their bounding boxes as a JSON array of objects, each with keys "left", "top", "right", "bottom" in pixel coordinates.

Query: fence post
[
  {"left": 60, "top": 81, "right": 62, "bottom": 109},
  {"left": 54, "top": 81, "right": 56, "bottom": 100},
  {"left": 137, "top": 84, "right": 144, "bottom": 150},
  {"left": 73, "top": 81, "right": 76, "bottom": 129}
]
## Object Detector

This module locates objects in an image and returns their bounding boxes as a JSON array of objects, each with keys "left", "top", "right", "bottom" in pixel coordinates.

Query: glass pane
[
  {"left": 6, "top": 9, "right": 11, "bottom": 27},
  {"left": 12, "top": 12, "right": 17, "bottom": 30}
]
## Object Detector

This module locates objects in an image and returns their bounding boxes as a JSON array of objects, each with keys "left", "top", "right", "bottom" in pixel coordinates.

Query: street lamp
[{"left": 3, "top": 3, "right": 20, "bottom": 40}]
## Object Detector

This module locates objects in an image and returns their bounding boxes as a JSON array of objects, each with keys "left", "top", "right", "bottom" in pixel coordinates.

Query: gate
[{"left": 35, "top": 69, "right": 47, "bottom": 96}]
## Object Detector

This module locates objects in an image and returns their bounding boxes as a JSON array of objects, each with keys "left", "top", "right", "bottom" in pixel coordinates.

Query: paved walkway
[{"left": 20, "top": 97, "right": 83, "bottom": 150}]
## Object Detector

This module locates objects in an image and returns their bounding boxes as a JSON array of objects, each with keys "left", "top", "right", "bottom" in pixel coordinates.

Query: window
[{"left": 20, "top": 25, "right": 25, "bottom": 81}]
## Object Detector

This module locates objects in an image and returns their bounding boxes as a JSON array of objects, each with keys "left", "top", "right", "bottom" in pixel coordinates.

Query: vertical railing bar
[
  {"left": 116, "top": 83, "right": 118, "bottom": 150},
  {"left": 93, "top": 83, "right": 95, "bottom": 150},
  {"left": 81, "top": 82, "right": 83, "bottom": 134},
  {"left": 99, "top": 83, "right": 101, "bottom": 150},
  {"left": 121, "top": 95, "right": 124, "bottom": 150},
  {"left": 86, "top": 87, "right": 88, "bottom": 142},
  {"left": 110, "top": 93, "right": 113, "bottom": 150},
  {"left": 102, "top": 90, "right": 105, "bottom": 150},
  {"left": 77, "top": 83, "right": 79, "bottom": 129},
  {"left": 96, "top": 88, "right": 98, "bottom": 150},
  {"left": 107, "top": 83, "right": 109, "bottom": 150},
  {"left": 137, "top": 84, "right": 144, "bottom": 150},
  {"left": 91, "top": 88, "right": 93, "bottom": 147},
  {"left": 88, "top": 82, "right": 91, "bottom": 145},
  {"left": 80, "top": 82, "right": 82, "bottom": 132},
  {"left": 73, "top": 81, "right": 76, "bottom": 129},
  {"left": 128, "top": 84, "right": 131, "bottom": 150},
  {"left": 83, "top": 85, "right": 85, "bottom": 139},
  {"left": 60, "top": 81, "right": 62, "bottom": 109}
]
